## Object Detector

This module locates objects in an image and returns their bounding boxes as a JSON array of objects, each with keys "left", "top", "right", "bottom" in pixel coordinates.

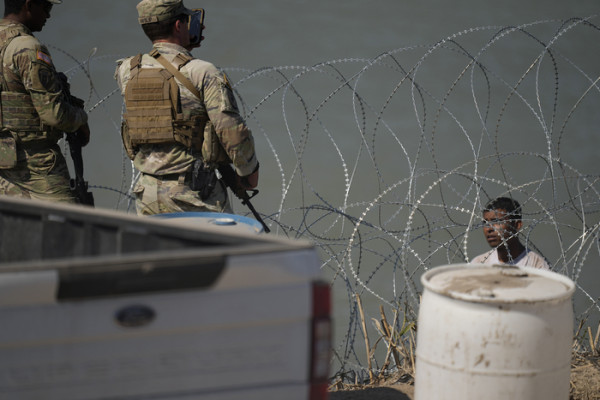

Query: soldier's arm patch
[
  {"left": 36, "top": 51, "right": 53, "bottom": 66},
  {"left": 31, "top": 63, "right": 61, "bottom": 92},
  {"left": 37, "top": 67, "right": 56, "bottom": 91},
  {"left": 219, "top": 75, "right": 239, "bottom": 113}
]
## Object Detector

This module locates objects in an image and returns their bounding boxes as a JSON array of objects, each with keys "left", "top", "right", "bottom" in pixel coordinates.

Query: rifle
[
  {"left": 57, "top": 73, "right": 94, "bottom": 206},
  {"left": 66, "top": 131, "right": 94, "bottom": 206},
  {"left": 217, "top": 164, "right": 270, "bottom": 233}
]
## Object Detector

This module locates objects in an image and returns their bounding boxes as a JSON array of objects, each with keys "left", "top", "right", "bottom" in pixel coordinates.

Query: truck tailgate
[{"left": 0, "top": 197, "right": 330, "bottom": 400}]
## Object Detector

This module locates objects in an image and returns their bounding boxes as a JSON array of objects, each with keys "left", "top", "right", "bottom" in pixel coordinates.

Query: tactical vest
[
  {"left": 122, "top": 51, "right": 204, "bottom": 156},
  {"left": 0, "top": 26, "right": 54, "bottom": 139}
]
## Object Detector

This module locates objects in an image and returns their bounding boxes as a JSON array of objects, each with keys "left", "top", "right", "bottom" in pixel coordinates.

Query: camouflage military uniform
[
  {"left": 0, "top": 19, "right": 88, "bottom": 203},
  {"left": 115, "top": 42, "right": 258, "bottom": 216}
]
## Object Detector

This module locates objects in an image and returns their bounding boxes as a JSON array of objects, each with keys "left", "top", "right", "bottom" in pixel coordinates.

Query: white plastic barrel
[{"left": 414, "top": 264, "right": 575, "bottom": 400}]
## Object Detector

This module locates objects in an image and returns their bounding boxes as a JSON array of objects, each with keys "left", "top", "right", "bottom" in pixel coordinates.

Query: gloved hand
[{"left": 57, "top": 72, "right": 70, "bottom": 91}]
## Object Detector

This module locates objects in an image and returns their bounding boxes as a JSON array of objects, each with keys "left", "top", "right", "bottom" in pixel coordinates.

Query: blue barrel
[{"left": 152, "top": 212, "right": 264, "bottom": 234}]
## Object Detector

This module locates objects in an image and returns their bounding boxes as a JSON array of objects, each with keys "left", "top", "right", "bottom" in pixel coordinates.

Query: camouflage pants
[
  {"left": 0, "top": 145, "right": 77, "bottom": 203},
  {"left": 133, "top": 172, "right": 232, "bottom": 216}
]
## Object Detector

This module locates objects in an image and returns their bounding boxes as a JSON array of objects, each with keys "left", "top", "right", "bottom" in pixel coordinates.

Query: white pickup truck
[{"left": 0, "top": 197, "right": 331, "bottom": 400}]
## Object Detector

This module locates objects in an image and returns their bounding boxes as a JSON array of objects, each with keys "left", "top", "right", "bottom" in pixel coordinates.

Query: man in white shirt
[{"left": 470, "top": 197, "right": 550, "bottom": 270}]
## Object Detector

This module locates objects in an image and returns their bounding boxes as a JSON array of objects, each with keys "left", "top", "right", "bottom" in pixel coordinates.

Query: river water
[{"left": 3, "top": 0, "right": 599, "bottom": 379}]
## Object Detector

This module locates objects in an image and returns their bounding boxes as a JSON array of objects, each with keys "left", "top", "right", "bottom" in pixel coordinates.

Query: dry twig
[{"left": 356, "top": 294, "right": 375, "bottom": 383}]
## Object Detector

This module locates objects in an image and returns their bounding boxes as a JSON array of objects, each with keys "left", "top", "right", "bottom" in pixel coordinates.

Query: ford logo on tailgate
[{"left": 115, "top": 305, "right": 156, "bottom": 327}]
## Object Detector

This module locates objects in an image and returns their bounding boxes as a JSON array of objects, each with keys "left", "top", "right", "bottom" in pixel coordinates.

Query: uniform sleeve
[
  {"left": 12, "top": 39, "right": 87, "bottom": 133},
  {"left": 114, "top": 57, "right": 129, "bottom": 95},
  {"left": 202, "top": 66, "right": 258, "bottom": 176}
]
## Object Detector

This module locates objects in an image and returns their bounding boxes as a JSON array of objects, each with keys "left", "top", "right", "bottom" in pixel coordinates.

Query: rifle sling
[{"left": 150, "top": 50, "right": 202, "bottom": 100}]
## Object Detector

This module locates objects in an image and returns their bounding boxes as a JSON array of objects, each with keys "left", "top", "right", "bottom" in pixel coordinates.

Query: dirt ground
[{"left": 329, "top": 355, "right": 600, "bottom": 400}]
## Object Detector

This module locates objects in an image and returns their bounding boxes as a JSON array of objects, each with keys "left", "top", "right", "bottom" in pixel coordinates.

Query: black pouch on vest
[
  {"left": 0, "top": 135, "right": 17, "bottom": 169},
  {"left": 190, "top": 159, "right": 218, "bottom": 200}
]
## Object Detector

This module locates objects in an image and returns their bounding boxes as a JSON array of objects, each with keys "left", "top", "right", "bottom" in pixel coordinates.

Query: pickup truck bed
[{"left": 0, "top": 197, "right": 331, "bottom": 400}]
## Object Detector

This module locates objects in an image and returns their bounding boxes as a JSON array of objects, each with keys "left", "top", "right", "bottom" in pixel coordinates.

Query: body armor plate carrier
[
  {"left": 122, "top": 51, "right": 203, "bottom": 157},
  {"left": 0, "top": 28, "right": 51, "bottom": 135}
]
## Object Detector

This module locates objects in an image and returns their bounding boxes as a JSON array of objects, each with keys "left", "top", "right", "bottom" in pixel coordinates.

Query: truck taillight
[{"left": 310, "top": 281, "right": 331, "bottom": 400}]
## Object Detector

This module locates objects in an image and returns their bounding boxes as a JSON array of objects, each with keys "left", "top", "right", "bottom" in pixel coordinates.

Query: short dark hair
[
  {"left": 141, "top": 13, "right": 187, "bottom": 42},
  {"left": 484, "top": 197, "right": 522, "bottom": 220}
]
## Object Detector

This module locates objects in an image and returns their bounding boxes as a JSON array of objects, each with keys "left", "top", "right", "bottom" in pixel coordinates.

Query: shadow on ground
[{"left": 329, "top": 386, "right": 412, "bottom": 400}]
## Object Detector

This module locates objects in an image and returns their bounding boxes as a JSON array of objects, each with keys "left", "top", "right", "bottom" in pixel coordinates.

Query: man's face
[
  {"left": 482, "top": 209, "right": 521, "bottom": 248},
  {"left": 27, "top": 0, "right": 53, "bottom": 32}
]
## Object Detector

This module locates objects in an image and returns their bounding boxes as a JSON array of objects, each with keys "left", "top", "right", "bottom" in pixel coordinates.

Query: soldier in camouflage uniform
[
  {"left": 115, "top": 0, "right": 259, "bottom": 215},
  {"left": 0, "top": 0, "right": 90, "bottom": 203}
]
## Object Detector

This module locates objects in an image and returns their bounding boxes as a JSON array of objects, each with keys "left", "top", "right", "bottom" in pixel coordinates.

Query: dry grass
[
  {"left": 570, "top": 321, "right": 600, "bottom": 400},
  {"left": 570, "top": 353, "right": 600, "bottom": 400},
  {"left": 330, "top": 296, "right": 416, "bottom": 391}
]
